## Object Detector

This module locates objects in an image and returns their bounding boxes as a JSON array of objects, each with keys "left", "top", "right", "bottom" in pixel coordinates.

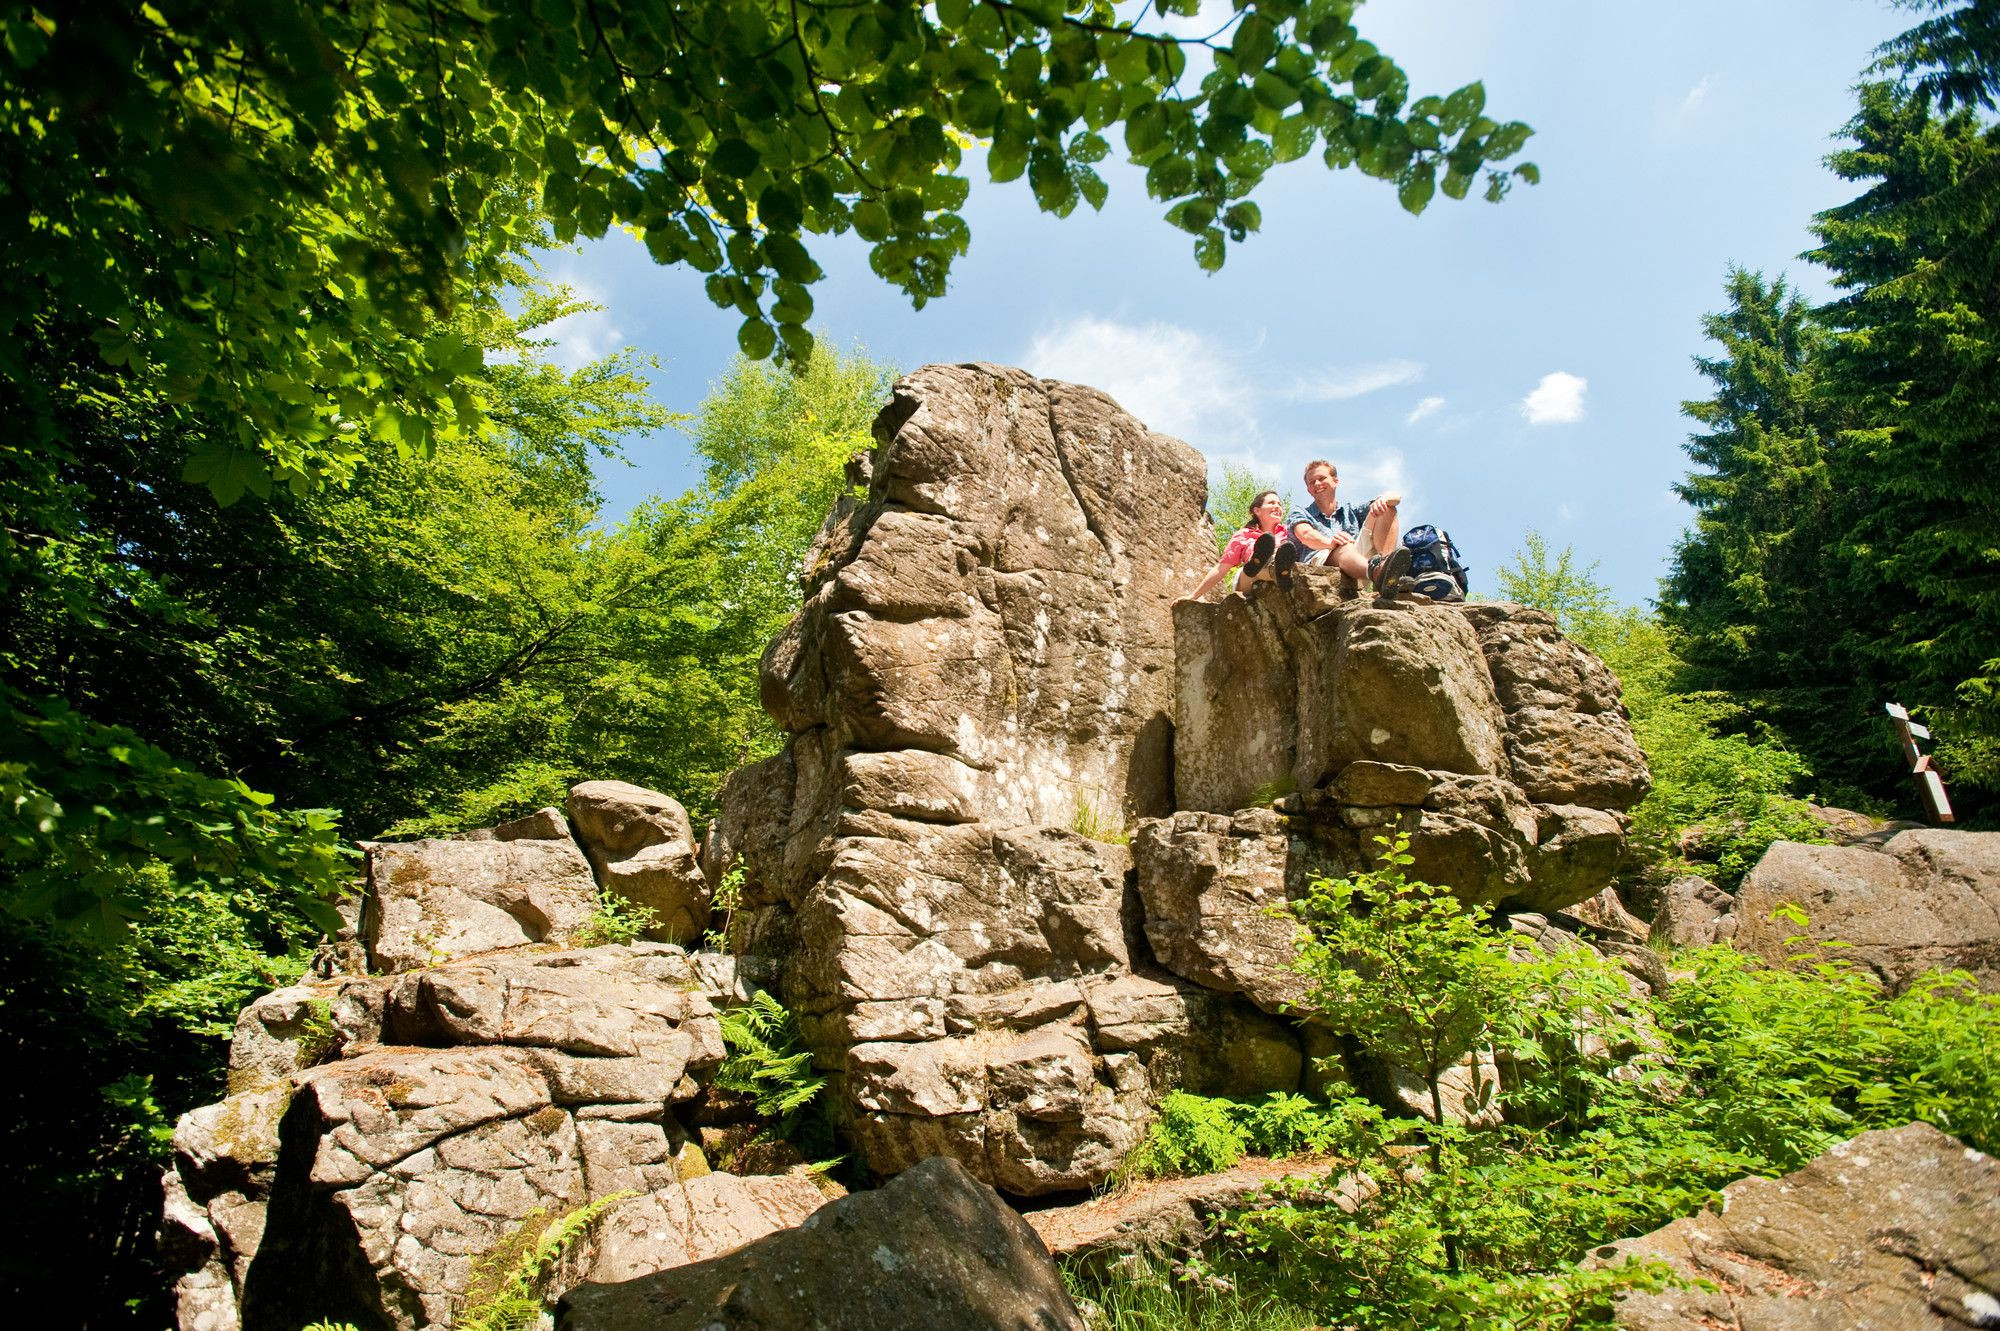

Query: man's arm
[{"left": 1289, "top": 510, "right": 1350, "bottom": 551}]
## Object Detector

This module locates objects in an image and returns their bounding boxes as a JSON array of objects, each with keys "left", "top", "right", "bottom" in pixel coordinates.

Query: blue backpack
[{"left": 1401, "top": 524, "right": 1469, "bottom": 601}]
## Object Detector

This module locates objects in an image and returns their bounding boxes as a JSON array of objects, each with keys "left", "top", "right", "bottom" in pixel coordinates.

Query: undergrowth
[
  {"left": 1089, "top": 839, "right": 2000, "bottom": 1330},
  {"left": 456, "top": 1191, "right": 632, "bottom": 1331},
  {"left": 573, "top": 893, "right": 659, "bottom": 947}
]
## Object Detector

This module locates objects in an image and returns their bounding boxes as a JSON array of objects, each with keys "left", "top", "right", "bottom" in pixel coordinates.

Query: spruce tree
[{"left": 1807, "top": 76, "right": 2000, "bottom": 804}]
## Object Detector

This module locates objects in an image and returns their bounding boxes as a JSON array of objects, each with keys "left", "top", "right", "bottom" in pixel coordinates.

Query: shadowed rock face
[{"left": 557, "top": 1157, "right": 1086, "bottom": 1331}]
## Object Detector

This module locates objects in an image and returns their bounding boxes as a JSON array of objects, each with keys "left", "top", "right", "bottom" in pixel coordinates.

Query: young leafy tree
[
  {"left": 1291, "top": 837, "right": 1522, "bottom": 1155},
  {"left": 1205, "top": 461, "right": 1291, "bottom": 553},
  {"left": 377, "top": 336, "right": 897, "bottom": 833}
]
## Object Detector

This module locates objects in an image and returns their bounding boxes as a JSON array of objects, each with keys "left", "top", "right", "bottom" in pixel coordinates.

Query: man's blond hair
[{"left": 1303, "top": 459, "right": 1337, "bottom": 482}]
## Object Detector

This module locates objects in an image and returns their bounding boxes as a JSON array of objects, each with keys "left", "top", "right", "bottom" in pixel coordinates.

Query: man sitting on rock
[{"left": 1287, "top": 459, "right": 1413, "bottom": 593}]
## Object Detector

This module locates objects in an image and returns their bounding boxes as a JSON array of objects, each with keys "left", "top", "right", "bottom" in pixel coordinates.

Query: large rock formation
[
  {"left": 1734, "top": 829, "right": 2000, "bottom": 992},
  {"left": 708, "top": 364, "right": 1296, "bottom": 1194},
  {"left": 169, "top": 363, "right": 1660, "bottom": 1331},
  {"left": 164, "top": 945, "right": 762, "bottom": 1331},
  {"left": 1163, "top": 591, "right": 1645, "bottom": 918},
  {"left": 1603, "top": 1121, "right": 1999, "bottom": 1329},
  {"left": 706, "top": 362, "right": 1650, "bottom": 1189}
]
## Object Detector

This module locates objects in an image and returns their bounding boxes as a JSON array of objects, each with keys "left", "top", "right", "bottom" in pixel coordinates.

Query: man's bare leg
[
  {"left": 1331, "top": 543, "right": 1372, "bottom": 581},
  {"left": 1365, "top": 501, "right": 1400, "bottom": 557}
]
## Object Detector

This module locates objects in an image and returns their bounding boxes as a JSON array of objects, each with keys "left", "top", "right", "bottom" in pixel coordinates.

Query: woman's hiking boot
[
  {"left": 1242, "top": 532, "right": 1276, "bottom": 580},
  {"left": 1272, "top": 541, "right": 1299, "bottom": 587}
]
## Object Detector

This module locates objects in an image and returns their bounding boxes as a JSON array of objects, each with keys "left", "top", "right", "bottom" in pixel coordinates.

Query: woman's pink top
[{"left": 1220, "top": 526, "right": 1291, "bottom": 568}]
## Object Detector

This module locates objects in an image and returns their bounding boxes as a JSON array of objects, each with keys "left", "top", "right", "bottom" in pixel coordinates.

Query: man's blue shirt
[{"left": 1288, "top": 498, "right": 1375, "bottom": 549}]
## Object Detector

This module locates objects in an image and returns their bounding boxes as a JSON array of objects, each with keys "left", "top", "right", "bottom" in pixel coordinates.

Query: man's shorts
[{"left": 1299, "top": 548, "right": 1332, "bottom": 566}]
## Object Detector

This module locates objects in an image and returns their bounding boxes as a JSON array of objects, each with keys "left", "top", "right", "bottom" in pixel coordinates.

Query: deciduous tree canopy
[{"left": 1, "top": 0, "right": 1531, "bottom": 497}]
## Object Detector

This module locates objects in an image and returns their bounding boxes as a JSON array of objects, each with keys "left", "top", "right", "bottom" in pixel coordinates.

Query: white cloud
[
  {"left": 1288, "top": 359, "right": 1424, "bottom": 403},
  {"left": 534, "top": 279, "right": 625, "bottom": 371},
  {"left": 1654, "top": 74, "right": 1720, "bottom": 140},
  {"left": 1521, "top": 371, "right": 1588, "bottom": 425},
  {"left": 1022, "top": 316, "right": 1256, "bottom": 444},
  {"left": 1405, "top": 395, "right": 1445, "bottom": 426},
  {"left": 1345, "top": 450, "right": 1409, "bottom": 505}
]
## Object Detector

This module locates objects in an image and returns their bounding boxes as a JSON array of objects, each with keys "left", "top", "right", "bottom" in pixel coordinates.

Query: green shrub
[
  {"left": 1181, "top": 853, "right": 2000, "bottom": 1331},
  {"left": 1123, "top": 1092, "right": 1250, "bottom": 1179},
  {"left": 573, "top": 893, "right": 659, "bottom": 948},
  {"left": 716, "top": 990, "right": 826, "bottom": 1131}
]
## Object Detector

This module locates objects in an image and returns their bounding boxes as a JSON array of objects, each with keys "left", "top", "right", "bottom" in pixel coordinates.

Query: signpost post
[{"left": 1884, "top": 702, "right": 1955, "bottom": 825}]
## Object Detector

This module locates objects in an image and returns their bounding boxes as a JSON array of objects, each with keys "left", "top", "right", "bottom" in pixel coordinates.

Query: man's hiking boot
[
  {"left": 1369, "top": 546, "right": 1415, "bottom": 597},
  {"left": 1242, "top": 532, "right": 1276, "bottom": 580},
  {"left": 1272, "top": 541, "right": 1299, "bottom": 587}
]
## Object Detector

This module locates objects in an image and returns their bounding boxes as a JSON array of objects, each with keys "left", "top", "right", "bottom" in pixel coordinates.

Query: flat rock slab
[
  {"left": 1026, "top": 1157, "right": 1373, "bottom": 1266},
  {"left": 1603, "top": 1122, "right": 2000, "bottom": 1330},
  {"left": 558, "top": 1156, "right": 1085, "bottom": 1331}
]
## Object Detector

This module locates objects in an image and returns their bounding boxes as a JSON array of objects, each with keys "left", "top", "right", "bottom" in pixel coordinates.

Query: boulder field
[{"left": 165, "top": 363, "right": 1666, "bottom": 1330}]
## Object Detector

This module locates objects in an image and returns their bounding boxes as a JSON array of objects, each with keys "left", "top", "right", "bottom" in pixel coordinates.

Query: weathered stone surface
[
  {"left": 1803, "top": 802, "right": 1925, "bottom": 848},
  {"left": 1734, "top": 830, "right": 2000, "bottom": 992},
  {"left": 1374, "top": 1050, "right": 1504, "bottom": 1128},
  {"left": 1167, "top": 593, "right": 1640, "bottom": 918},
  {"left": 557, "top": 1156, "right": 1086, "bottom": 1331},
  {"left": 169, "top": 941, "right": 737, "bottom": 1331},
  {"left": 567, "top": 781, "right": 711, "bottom": 944},
  {"left": 585, "top": 1172, "right": 828, "bottom": 1284},
  {"left": 1128, "top": 782, "right": 1628, "bottom": 1010},
  {"left": 361, "top": 837, "right": 599, "bottom": 972},
  {"left": 1603, "top": 1122, "right": 1999, "bottom": 1330},
  {"left": 568, "top": 780, "right": 695, "bottom": 855},
  {"left": 1028, "top": 1159, "right": 1374, "bottom": 1269},
  {"left": 1328, "top": 760, "right": 1434, "bottom": 807},
  {"left": 1130, "top": 809, "right": 1310, "bottom": 1014},
  {"left": 1569, "top": 887, "right": 1649, "bottom": 946},
  {"left": 226, "top": 979, "right": 387, "bottom": 1094},
  {"left": 1518, "top": 805, "right": 1628, "bottom": 914},
  {"left": 380, "top": 945, "right": 727, "bottom": 1101},
  {"left": 1459, "top": 603, "right": 1651, "bottom": 810},
  {"left": 1174, "top": 597, "right": 1510, "bottom": 815},
  {"left": 226, "top": 1045, "right": 580, "bottom": 1331},
  {"left": 1650, "top": 875, "right": 1736, "bottom": 948}
]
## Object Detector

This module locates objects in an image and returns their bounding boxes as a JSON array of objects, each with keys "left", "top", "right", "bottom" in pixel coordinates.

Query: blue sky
[{"left": 539, "top": 0, "right": 1909, "bottom": 606}]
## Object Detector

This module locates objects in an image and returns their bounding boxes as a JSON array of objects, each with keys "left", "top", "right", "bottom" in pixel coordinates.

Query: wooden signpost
[{"left": 1884, "top": 702, "right": 1955, "bottom": 825}]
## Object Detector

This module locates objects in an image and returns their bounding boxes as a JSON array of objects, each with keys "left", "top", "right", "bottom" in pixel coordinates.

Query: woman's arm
[{"left": 1178, "top": 557, "right": 1236, "bottom": 604}]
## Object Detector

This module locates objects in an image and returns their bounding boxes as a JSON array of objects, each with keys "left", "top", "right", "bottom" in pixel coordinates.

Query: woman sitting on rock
[{"left": 1179, "top": 489, "right": 1300, "bottom": 602}]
